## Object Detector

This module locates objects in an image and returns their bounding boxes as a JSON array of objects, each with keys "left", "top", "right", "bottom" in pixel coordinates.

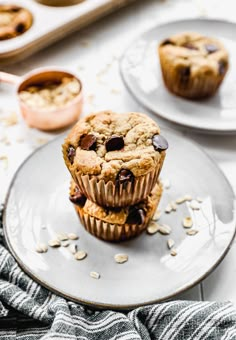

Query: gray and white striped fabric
[{"left": 0, "top": 212, "right": 236, "bottom": 339}]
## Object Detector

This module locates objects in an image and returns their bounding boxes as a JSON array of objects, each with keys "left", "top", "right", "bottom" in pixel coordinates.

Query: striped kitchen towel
[{"left": 0, "top": 212, "right": 236, "bottom": 339}]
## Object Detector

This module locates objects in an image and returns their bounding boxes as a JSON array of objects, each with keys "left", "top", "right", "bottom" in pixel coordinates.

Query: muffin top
[
  {"left": 70, "top": 180, "right": 162, "bottom": 225},
  {"left": 0, "top": 5, "right": 33, "bottom": 40},
  {"left": 63, "top": 111, "right": 168, "bottom": 182},
  {"left": 159, "top": 32, "right": 229, "bottom": 77}
]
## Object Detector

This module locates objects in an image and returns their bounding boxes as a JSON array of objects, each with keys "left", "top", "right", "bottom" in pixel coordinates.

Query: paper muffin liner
[
  {"left": 158, "top": 48, "right": 228, "bottom": 99},
  {"left": 73, "top": 186, "right": 162, "bottom": 242},
  {"left": 73, "top": 152, "right": 165, "bottom": 207}
]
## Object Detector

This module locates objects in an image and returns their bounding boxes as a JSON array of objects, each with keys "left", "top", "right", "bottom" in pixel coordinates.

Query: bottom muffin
[{"left": 69, "top": 180, "right": 162, "bottom": 242}]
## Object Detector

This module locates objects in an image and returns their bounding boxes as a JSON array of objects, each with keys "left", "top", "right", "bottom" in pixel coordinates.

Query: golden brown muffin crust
[
  {"left": 159, "top": 32, "right": 229, "bottom": 77},
  {"left": 63, "top": 111, "right": 167, "bottom": 182}
]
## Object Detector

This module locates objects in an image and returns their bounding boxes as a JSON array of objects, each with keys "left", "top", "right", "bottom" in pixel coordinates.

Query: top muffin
[{"left": 63, "top": 111, "right": 168, "bottom": 183}]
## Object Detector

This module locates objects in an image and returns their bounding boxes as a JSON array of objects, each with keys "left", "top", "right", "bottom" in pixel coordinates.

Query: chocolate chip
[
  {"left": 112, "top": 207, "right": 122, "bottom": 213},
  {"left": 182, "top": 42, "right": 198, "bottom": 50},
  {"left": 80, "top": 134, "right": 97, "bottom": 151},
  {"left": 69, "top": 187, "right": 86, "bottom": 207},
  {"left": 205, "top": 44, "right": 219, "bottom": 54},
  {"left": 67, "top": 146, "right": 75, "bottom": 164},
  {"left": 179, "top": 66, "right": 191, "bottom": 80},
  {"left": 105, "top": 206, "right": 122, "bottom": 214},
  {"left": 105, "top": 135, "right": 124, "bottom": 152},
  {"left": 126, "top": 208, "right": 145, "bottom": 225},
  {"left": 15, "top": 23, "right": 25, "bottom": 33},
  {"left": 161, "top": 39, "right": 173, "bottom": 46},
  {"left": 116, "top": 169, "right": 134, "bottom": 186},
  {"left": 11, "top": 6, "right": 21, "bottom": 12},
  {"left": 218, "top": 60, "right": 227, "bottom": 75},
  {"left": 152, "top": 135, "right": 168, "bottom": 152}
]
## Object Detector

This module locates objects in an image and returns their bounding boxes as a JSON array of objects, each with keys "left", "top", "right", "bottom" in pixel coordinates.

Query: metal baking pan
[{"left": 0, "top": 0, "right": 136, "bottom": 64}]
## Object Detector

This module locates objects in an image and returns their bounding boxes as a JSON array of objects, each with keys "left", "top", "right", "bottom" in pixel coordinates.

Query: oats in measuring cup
[{"left": 19, "top": 77, "right": 81, "bottom": 111}]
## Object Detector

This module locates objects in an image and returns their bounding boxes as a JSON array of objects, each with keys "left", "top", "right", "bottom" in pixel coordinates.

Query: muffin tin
[{"left": 0, "top": 0, "right": 135, "bottom": 64}]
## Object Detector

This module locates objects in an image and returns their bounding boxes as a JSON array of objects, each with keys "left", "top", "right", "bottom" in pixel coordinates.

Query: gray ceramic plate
[
  {"left": 120, "top": 19, "right": 236, "bottom": 134},
  {"left": 3, "top": 130, "right": 236, "bottom": 310}
]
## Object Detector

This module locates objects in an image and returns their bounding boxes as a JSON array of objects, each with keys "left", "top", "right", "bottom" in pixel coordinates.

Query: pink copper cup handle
[
  {"left": 0, "top": 68, "right": 83, "bottom": 131},
  {"left": 0, "top": 71, "right": 21, "bottom": 85}
]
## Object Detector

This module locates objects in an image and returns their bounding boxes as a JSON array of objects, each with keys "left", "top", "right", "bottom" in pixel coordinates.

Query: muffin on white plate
[{"left": 158, "top": 32, "right": 229, "bottom": 99}]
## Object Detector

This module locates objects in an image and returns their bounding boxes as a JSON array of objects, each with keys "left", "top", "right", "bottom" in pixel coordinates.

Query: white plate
[
  {"left": 120, "top": 19, "right": 236, "bottom": 134},
  {"left": 3, "top": 130, "right": 236, "bottom": 310}
]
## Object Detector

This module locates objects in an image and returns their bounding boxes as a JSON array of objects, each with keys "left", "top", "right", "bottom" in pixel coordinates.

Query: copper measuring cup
[{"left": 0, "top": 67, "right": 83, "bottom": 131}]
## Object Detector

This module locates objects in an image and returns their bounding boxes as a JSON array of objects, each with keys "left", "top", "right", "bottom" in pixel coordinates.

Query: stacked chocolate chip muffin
[{"left": 62, "top": 111, "right": 168, "bottom": 242}]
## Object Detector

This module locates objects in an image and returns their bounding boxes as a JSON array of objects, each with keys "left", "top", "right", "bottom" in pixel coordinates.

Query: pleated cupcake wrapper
[
  {"left": 74, "top": 152, "right": 165, "bottom": 207},
  {"left": 163, "top": 70, "right": 223, "bottom": 99},
  {"left": 73, "top": 183, "right": 162, "bottom": 242},
  {"left": 79, "top": 212, "right": 147, "bottom": 242},
  {"left": 159, "top": 51, "right": 227, "bottom": 99},
  {"left": 75, "top": 209, "right": 148, "bottom": 243}
]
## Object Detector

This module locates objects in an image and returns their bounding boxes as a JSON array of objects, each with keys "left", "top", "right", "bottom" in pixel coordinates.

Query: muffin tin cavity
[
  {"left": 0, "top": 4, "right": 33, "bottom": 40},
  {"left": 35, "top": 0, "right": 84, "bottom": 7}
]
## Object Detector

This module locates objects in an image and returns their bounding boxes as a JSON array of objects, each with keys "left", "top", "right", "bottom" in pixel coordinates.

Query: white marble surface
[{"left": 1, "top": 0, "right": 236, "bottom": 304}]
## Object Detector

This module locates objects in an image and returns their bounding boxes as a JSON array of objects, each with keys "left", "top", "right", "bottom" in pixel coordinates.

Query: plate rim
[
  {"left": 3, "top": 131, "right": 236, "bottom": 310},
  {"left": 120, "top": 17, "right": 236, "bottom": 135}
]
